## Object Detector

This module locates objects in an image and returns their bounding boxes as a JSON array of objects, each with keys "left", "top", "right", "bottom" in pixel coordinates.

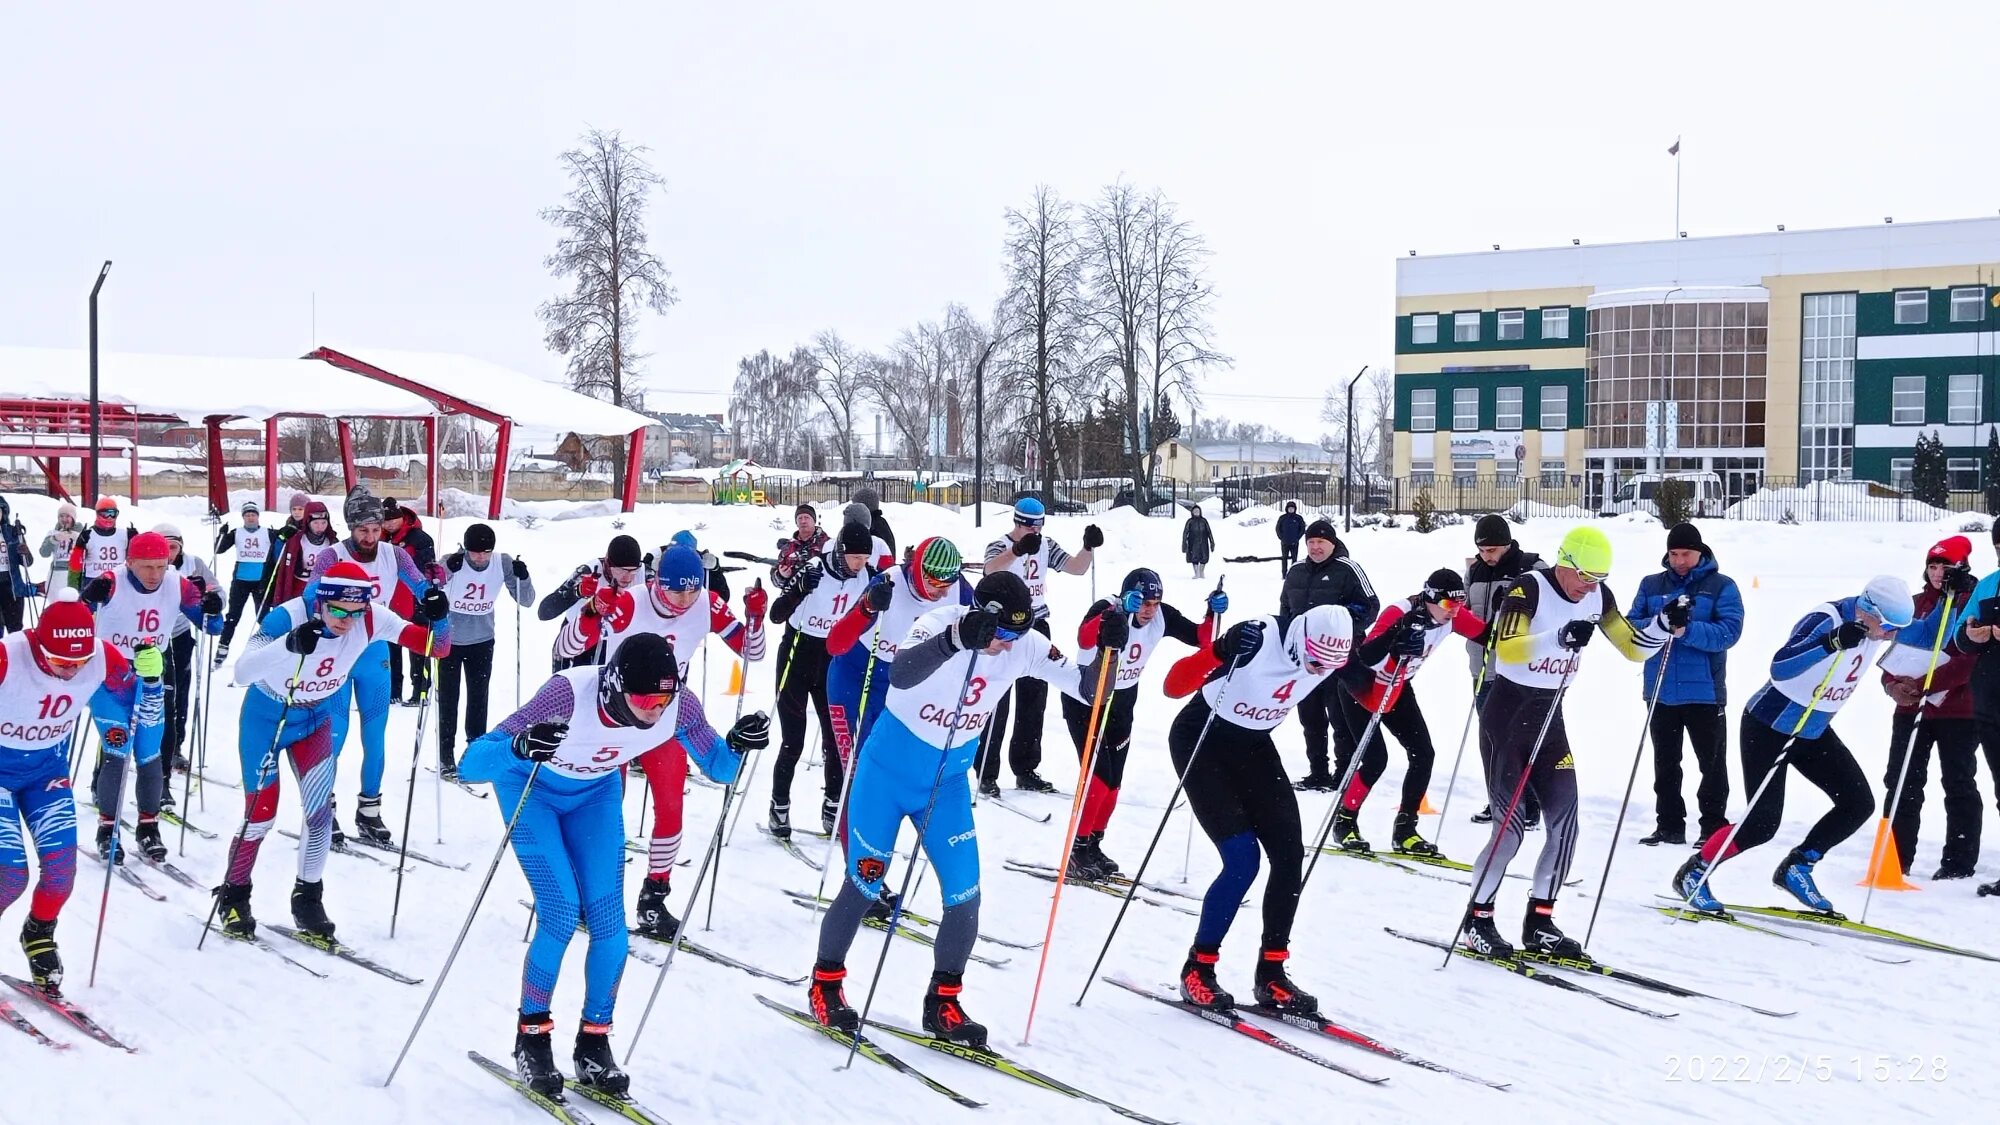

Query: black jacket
[
  {"left": 1279, "top": 544, "right": 1378, "bottom": 630},
  {"left": 1463, "top": 542, "right": 1548, "bottom": 680},
  {"left": 1275, "top": 512, "right": 1306, "bottom": 545}
]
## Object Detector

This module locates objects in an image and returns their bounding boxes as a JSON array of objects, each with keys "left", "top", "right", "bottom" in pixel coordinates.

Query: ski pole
[
  {"left": 198, "top": 654, "right": 306, "bottom": 951},
  {"left": 842, "top": 651, "right": 983, "bottom": 1070},
  {"left": 433, "top": 654, "right": 443, "bottom": 846},
  {"left": 1299, "top": 658, "right": 1414, "bottom": 898},
  {"left": 1022, "top": 644, "right": 1118, "bottom": 1045},
  {"left": 1438, "top": 642, "right": 1584, "bottom": 971},
  {"left": 513, "top": 595, "right": 522, "bottom": 709},
  {"left": 87, "top": 712, "right": 137, "bottom": 989},
  {"left": 1861, "top": 591, "right": 1952, "bottom": 925},
  {"left": 1076, "top": 661, "right": 1241, "bottom": 1007},
  {"left": 1581, "top": 634, "right": 1677, "bottom": 949},
  {"left": 389, "top": 631, "right": 438, "bottom": 938},
  {"left": 1431, "top": 657, "right": 1494, "bottom": 857},
  {"left": 705, "top": 604, "right": 759, "bottom": 931},
  {"left": 178, "top": 640, "right": 206, "bottom": 854},
  {"left": 383, "top": 759, "right": 547, "bottom": 1087},
  {"left": 811, "top": 648, "right": 878, "bottom": 912}
]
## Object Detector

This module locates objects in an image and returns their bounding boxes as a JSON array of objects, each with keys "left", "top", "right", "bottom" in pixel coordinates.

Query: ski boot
[
  {"left": 1252, "top": 947, "right": 1319, "bottom": 1015},
  {"left": 634, "top": 875, "right": 680, "bottom": 938},
  {"left": 865, "top": 887, "right": 902, "bottom": 923},
  {"left": 1520, "top": 897, "right": 1589, "bottom": 962},
  {"left": 1640, "top": 826, "right": 1687, "bottom": 847},
  {"left": 439, "top": 751, "right": 459, "bottom": 783},
  {"left": 922, "top": 971, "right": 989, "bottom": 1048},
  {"left": 1085, "top": 831, "right": 1123, "bottom": 877},
  {"left": 1459, "top": 902, "right": 1514, "bottom": 959},
  {"left": 133, "top": 816, "right": 167, "bottom": 862},
  {"left": 976, "top": 778, "right": 1002, "bottom": 800},
  {"left": 1522, "top": 804, "right": 1542, "bottom": 832},
  {"left": 211, "top": 643, "right": 229, "bottom": 670},
  {"left": 1773, "top": 847, "right": 1841, "bottom": 915},
  {"left": 1330, "top": 809, "right": 1371, "bottom": 854},
  {"left": 1293, "top": 771, "right": 1338, "bottom": 793},
  {"left": 807, "top": 961, "right": 860, "bottom": 1033},
  {"left": 1391, "top": 815, "right": 1439, "bottom": 857},
  {"left": 19, "top": 916, "right": 63, "bottom": 995},
  {"left": 1470, "top": 804, "right": 1494, "bottom": 824},
  {"left": 821, "top": 796, "right": 840, "bottom": 835},
  {"left": 214, "top": 882, "right": 257, "bottom": 940},
  {"left": 573, "top": 1021, "right": 631, "bottom": 1097},
  {"left": 95, "top": 820, "right": 123, "bottom": 865},
  {"left": 514, "top": 1011, "right": 566, "bottom": 1100},
  {"left": 171, "top": 752, "right": 193, "bottom": 774},
  {"left": 1672, "top": 853, "right": 1725, "bottom": 914},
  {"left": 769, "top": 800, "right": 792, "bottom": 840},
  {"left": 354, "top": 796, "right": 393, "bottom": 845},
  {"left": 291, "top": 878, "right": 337, "bottom": 941},
  {"left": 1014, "top": 771, "right": 1057, "bottom": 794},
  {"left": 1066, "top": 834, "right": 1111, "bottom": 881},
  {"left": 159, "top": 780, "right": 176, "bottom": 811},
  {"left": 1177, "top": 945, "right": 1234, "bottom": 1010}
]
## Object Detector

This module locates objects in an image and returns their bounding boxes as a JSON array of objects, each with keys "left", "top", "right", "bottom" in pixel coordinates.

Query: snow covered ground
[{"left": 4, "top": 491, "right": 1996, "bottom": 1124}]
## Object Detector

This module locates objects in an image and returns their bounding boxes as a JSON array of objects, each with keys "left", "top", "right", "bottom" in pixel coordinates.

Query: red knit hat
[
  {"left": 316, "top": 561, "right": 375, "bottom": 604},
  {"left": 33, "top": 589, "right": 98, "bottom": 664},
  {"left": 128, "top": 532, "right": 172, "bottom": 561},
  {"left": 1927, "top": 535, "right": 1973, "bottom": 566}
]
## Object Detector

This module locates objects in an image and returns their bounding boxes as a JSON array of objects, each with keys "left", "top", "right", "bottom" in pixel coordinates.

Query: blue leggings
[
  {"left": 330, "top": 638, "right": 391, "bottom": 797},
  {"left": 825, "top": 650, "right": 889, "bottom": 772},
  {"left": 842, "top": 714, "right": 979, "bottom": 906},
  {"left": 494, "top": 762, "right": 627, "bottom": 1023},
  {"left": 0, "top": 747, "right": 77, "bottom": 921}
]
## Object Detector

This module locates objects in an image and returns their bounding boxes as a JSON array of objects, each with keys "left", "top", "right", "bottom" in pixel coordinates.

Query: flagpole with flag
[{"left": 1669, "top": 136, "right": 1682, "bottom": 236}]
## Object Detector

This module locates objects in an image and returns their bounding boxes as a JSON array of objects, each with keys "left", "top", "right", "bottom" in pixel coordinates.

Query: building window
[
  {"left": 1797, "top": 293, "right": 1856, "bottom": 480},
  {"left": 1892, "top": 375, "right": 1926, "bottom": 424},
  {"left": 1410, "top": 389, "right": 1437, "bottom": 432},
  {"left": 1952, "top": 287, "right": 1986, "bottom": 323},
  {"left": 1410, "top": 459, "right": 1435, "bottom": 483},
  {"left": 1894, "top": 289, "right": 1928, "bottom": 325},
  {"left": 1949, "top": 458, "right": 1981, "bottom": 492},
  {"left": 1949, "top": 373, "right": 1981, "bottom": 424},
  {"left": 1209, "top": 463, "right": 1218, "bottom": 479},
  {"left": 1411, "top": 313, "right": 1437, "bottom": 345},
  {"left": 1497, "top": 309, "right": 1524, "bottom": 341},
  {"left": 1452, "top": 387, "right": 1479, "bottom": 431},
  {"left": 1452, "top": 458, "right": 1479, "bottom": 478},
  {"left": 1539, "top": 458, "right": 1568, "bottom": 487},
  {"left": 1453, "top": 311, "right": 1481, "bottom": 343},
  {"left": 1891, "top": 458, "right": 1915, "bottom": 490},
  {"left": 1495, "top": 386, "right": 1523, "bottom": 430},
  {"left": 1539, "top": 384, "right": 1568, "bottom": 430},
  {"left": 1541, "top": 306, "right": 1570, "bottom": 340}
]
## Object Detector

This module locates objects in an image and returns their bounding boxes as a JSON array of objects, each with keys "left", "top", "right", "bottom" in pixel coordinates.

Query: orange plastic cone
[
  {"left": 1418, "top": 794, "right": 1441, "bottom": 815},
  {"left": 1752, "top": 575, "right": 1760, "bottom": 589},
  {"left": 1857, "top": 819, "right": 1920, "bottom": 891},
  {"left": 725, "top": 661, "right": 744, "bottom": 696}
]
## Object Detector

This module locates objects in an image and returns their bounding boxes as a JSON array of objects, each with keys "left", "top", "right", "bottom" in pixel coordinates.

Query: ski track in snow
[{"left": 2, "top": 493, "right": 1995, "bottom": 1123}]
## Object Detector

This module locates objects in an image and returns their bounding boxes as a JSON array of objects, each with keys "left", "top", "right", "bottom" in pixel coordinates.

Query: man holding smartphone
[{"left": 1957, "top": 524, "right": 2000, "bottom": 894}]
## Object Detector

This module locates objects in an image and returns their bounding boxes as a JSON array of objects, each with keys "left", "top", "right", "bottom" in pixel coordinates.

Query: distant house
[
  {"left": 641, "top": 412, "right": 730, "bottom": 469},
  {"left": 1155, "top": 439, "right": 1334, "bottom": 484}
]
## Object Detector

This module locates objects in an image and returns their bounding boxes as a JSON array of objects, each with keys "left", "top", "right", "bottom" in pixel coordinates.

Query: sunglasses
[
  {"left": 45, "top": 652, "right": 92, "bottom": 669},
  {"left": 324, "top": 603, "right": 367, "bottom": 619},
  {"left": 626, "top": 691, "right": 674, "bottom": 710}
]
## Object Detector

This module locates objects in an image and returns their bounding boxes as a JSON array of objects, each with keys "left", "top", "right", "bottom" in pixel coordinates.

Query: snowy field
[{"left": 4, "top": 490, "right": 1997, "bottom": 1124}]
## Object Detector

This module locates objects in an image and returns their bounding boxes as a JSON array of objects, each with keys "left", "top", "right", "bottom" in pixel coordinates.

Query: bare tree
[
  {"left": 1319, "top": 367, "right": 1395, "bottom": 478},
  {"left": 729, "top": 348, "right": 820, "bottom": 466},
  {"left": 999, "top": 186, "right": 1086, "bottom": 498},
  {"left": 1079, "top": 181, "right": 1153, "bottom": 500},
  {"left": 537, "top": 128, "right": 677, "bottom": 496},
  {"left": 1141, "top": 191, "right": 1229, "bottom": 483},
  {"left": 805, "top": 329, "right": 871, "bottom": 471}
]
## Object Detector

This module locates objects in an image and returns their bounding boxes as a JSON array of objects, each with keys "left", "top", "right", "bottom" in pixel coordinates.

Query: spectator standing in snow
[
  {"left": 1182, "top": 505, "right": 1215, "bottom": 579},
  {"left": 1275, "top": 501, "right": 1305, "bottom": 579}
]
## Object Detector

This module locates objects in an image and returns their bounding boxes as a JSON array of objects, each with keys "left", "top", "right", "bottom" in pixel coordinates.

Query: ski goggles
[
  {"left": 625, "top": 690, "right": 675, "bottom": 710},
  {"left": 40, "top": 647, "right": 92, "bottom": 671},
  {"left": 1856, "top": 593, "right": 1912, "bottom": 630},
  {"left": 323, "top": 602, "right": 368, "bottom": 620}
]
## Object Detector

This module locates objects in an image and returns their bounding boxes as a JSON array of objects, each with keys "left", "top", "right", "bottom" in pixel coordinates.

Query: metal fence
[{"left": 1379, "top": 475, "right": 1996, "bottom": 524}]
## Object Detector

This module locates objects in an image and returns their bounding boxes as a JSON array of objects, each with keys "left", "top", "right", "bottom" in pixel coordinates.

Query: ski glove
[
  {"left": 742, "top": 580, "right": 768, "bottom": 623},
  {"left": 726, "top": 712, "right": 771, "bottom": 753},
  {"left": 1659, "top": 594, "right": 1692, "bottom": 632},
  {"left": 795, "top": 561, "right": 822, "bottom": 594},
  {"left": 81, "top": 573, "right": 114, "bottom": 606},
  {"left": 957, "top": 610, "right": 1000, "bottom": 651},
  {"left": 1207, "top": 589, "right": 1229, "bottom": 616},
  {"left": 1391, "top": 614, "right": 1429, "bottom": 658},
  {"left": 1082, "top": 524, "right": 1104, "bottom": 550},
  {"left": 201, "top": 589, "right": 225, "bottom": 617},
  {"left": 1823, "top": 620, "right": 1869, "bottom": 652},
  {"left": 419, "top": 587, "right": 451, "bottom": 622},
  {"left": 1945, "top": 564, "right": 1976, "bottom": 597},
  {"left": 514, "top": 721, "right": 567, "bottom": 762},
  {"left": 865, "top": 578, "right": 893, "bottom": 614},
  {"left": 1556, "top": 620, "right": 1595, "bottom": 651},
  {"left": 444, "top": 552, "right": 464, "bottom": 573},
  {"left": 512, "top": 557, "right": 530, "bottom": 581},
  {"left": 1221, "top": 619, "right": 1265, "bottom": 666},
  {"left": 132, "top": 643, "right": 164, "bottom": 681},
  {"left": 286, "top": 619, "right": 324, "bottom": 655},
  {"left": 1013, "top": 531, "right": 1043, "bottom": 559},
  {"left": 1096, "top": 606, "right": 1130, "bottom": 652}
]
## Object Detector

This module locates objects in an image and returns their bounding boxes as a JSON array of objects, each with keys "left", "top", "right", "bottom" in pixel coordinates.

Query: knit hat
[
  {"left": 1013, "top": 497, "right": 1047, "bottom": 526},
  {"left": 853, "top": 487, "right": 880, "bottom": 511},
  {"left": 1929, "top": 535, "right": 1973, "bottom": 566},
  {"left": 316, "top": 561, "right": 375, "bottom": 605},
  {"left": 241, "top": 500, "right": 260, "bottom": 515},
  {"left": 910, "top": 536, "right": 963, "bottom": 584},
  {"left": 1423, "top": 568, "right": 1467, "bottom": 601},
  {"left": 795, "top": 502, "right": 816, "bottom": 519},
  {"left": 1305, "top": 518, "right": 1337, "bottom": 544},
  {"left": 601, "top": 633, "right": 679, "bottom": 729},
  {"left": 464, "top": 523, "right": 497, "bottom": 553},
  {"left": 836, "top": 522, "right": 873, "bottom": 556},
  {"left": 344, "top": 486, "right": 380, "bottom": 528},
  {"left": 605, "top": 535, "right": 643, "bottom": 569},
  {"left": 973, "top": 572, "right": 1034, "bottom": 636},
  {"left": 128, "top": 532, "right": 172, "bottom": 562},
  {"left": 33, "top": 589, "right": 97, "bottom": 664},
  {"left": 1473, "top": 514, "right": 1511, "bottom": 547},
  {"left": 153, "top": 522, "right": 183, "bottom": 541},
  {"left": 1665, "top": 522, "right": 1706, "bottom": 554},
  {"left": 379, "top": 498, "right": 405, "bottom": 521},
  {"left": 656, "top": 545, "right": 705, "bottom": 591},
  {"left": 94, "top": 497, "right": 119, "bottom": 518},
  {"left": 842, "top": 501, "right": 870, "bottom": 528},
  {"left": 1859, "top": 575, "right": 1915, "bottom": 629},
  {"left": 1556, "top": 526, "right": 1614, "bottom": 577},
  {"left": 287, "top": 492, "right": 309, "bottom": 513},
  {"left": 57, "top": 502, "right": 77, "bottom": 522},
  {"left": 304, "top": 501, "right": 330, "bottom": 523}
]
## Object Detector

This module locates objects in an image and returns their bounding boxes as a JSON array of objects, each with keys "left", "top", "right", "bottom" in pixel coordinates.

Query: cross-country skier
[
  {"left": 213, "top": 500, "right": 277, "bottom": 667},
  {"left": 1326, "top": 569, "right": 1489, "bottom": 858},
  {"left": 159, "top": 523, "right": 220, "bottom": 777},
  {"left": 80, "top": 531, "right": 223, "bottom": 861},
  {"left": 266, "top": 500, "right": 337, "bottom": 606},
  {"left": 38, "top": 502, "right": 81, "bottom": 595},
  {"left": 1464, "top": 513, "right": 1548, "bottom": 827},
  {"left": 1674, "top": 574, "right": 1957, "bottom": 916},
  {"left": 1956, "top": 525, "right": 2000, "bottom": 896},
  {"left": 436, "top": 523, "right": 536, "bottom": 779},
  {"left": 975, "top": 498, "right": 1100, "bottom": 795},
  {"left": 1059, "top": 567, "right": 1227, "bottom": 879},
  {"left": 766, "top": 522, "right": 876, "bottom": 838},
  {"left": 217, "top": 561, "right": 449, "bottom": 940},
  {"left": 461, "top": 632, "right": 768, "bottom": 1101},
  {"left": 1157, "top": 602, "right": 1358, "bottom": 1014},
  {"left": 304, "top": 487, "right": 443, "bottom": 845},
  {"left": 1, "top": 591, "right": 164, "bottom": 995},
  {"left": 66, "top": 498, "right": 134, "bottom": 589},
  {"left": 806, "top": 571, "right": 1111, "bottom": 1046},
  {"left": 1461, "top": 526, "right": 1671, "bottom": 960},
  {"left": 538, "top": 535, "right": 645, "bottom": 671}
]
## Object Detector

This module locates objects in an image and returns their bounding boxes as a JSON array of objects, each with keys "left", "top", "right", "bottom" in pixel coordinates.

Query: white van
[{"left": 1601, "top": 472, "right": 1725, "bottom": 518}]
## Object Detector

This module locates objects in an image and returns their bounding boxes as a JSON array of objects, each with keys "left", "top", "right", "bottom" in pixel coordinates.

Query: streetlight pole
[
  {"left": 1342, "top": 365, "right": 1367, "bottom": 532},
  {"left": 87, "top": 261, "right": 112, "bottom": 503}
]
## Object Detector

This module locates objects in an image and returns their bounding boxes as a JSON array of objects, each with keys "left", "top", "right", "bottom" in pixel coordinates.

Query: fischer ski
[
  {"left": 1652, "top": 902, "right": 1911, "bottom": 965},
  {"left": 1309, "top": 845, "right": 1470, "bottom": 885},
  {"left": 188, "top": 912, "right": 329, "bottom": 979},
  {"left": 1242, "top": 1005, "right": 1508, "bottom": 1090},
  {"left": 1515, "top": 950, "right": 1793, "bottom": 1018},
  {"left": 469, "top": 1049, "right": 597, "bottom": 1122},
  {"left": 267, "top": 925, "right": 424, "bottom": 984},
  {"left": 1384, "top": 929, "right": 1677, "bottom": 1019},
  {"left": 781, "top": 889, "right": 1043, "bottom": 951},
  {"left": 863, "top": 1017, "right": 1175, "bottom": 1123},
  {"left": 1104, "top": 977, "right": 1387, "bottom": 1085},
  {"left": 426, "top": 767, "right": 491, "bottom": 800},
  {"left": 1004, "top": 859, "right": 1207, "bottom": 903},
  {"left": 279, "top": 828, "right": 396, "bottom": 867},
  {"left": 1715, "top": 901, "right": 2000, "bottom": 962},
  {"left": 980, "top": 792, "right": 1054, "bottom": 823},
  {"left": 563, "top": 1078, "right": 674, "bottom": 1125},
  {"left": 83, "top": 850, "right": 168, "bottom": 901},
  {"left": 157, "top": 809, "right": 218, "bottom": 840},
  {"left": 1003, "top": 861, "right": 1198, "bottom": 917},
  {"left": 756, "top": 824, "right": 825, "bottom": 870},
  {"left": 1, "top": 975, "right": 136, "bottom": 1051},
  {"left": 786, "top": 899, "right": 1009, "bottom": 968},
  {"left": 756, "top": 994, "right": 984, "bottom": 1108},
  {"left": 115, "top": 821, "right": 204, "bottom": 888}
]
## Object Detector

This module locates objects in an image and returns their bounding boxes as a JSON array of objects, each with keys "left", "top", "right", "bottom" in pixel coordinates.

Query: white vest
[
  {"left": 235, "top": 526, "right": 273, "bottom": 564},
  {"left": 445, "top": 562, "right": 502, "bottom": 618},
  {"left": 793, "top": 568, "right": 872, "bottom": 640},
  {"left": 0, "top": 633, "right": 109, "bottom": 750},
  {"left": 987, "top": 537, "right": 1055, "bottom": 614},
  {"left": 1772, "top": 603, "right": 1881, "bottom": 714},
  {"left": 95, "top": 569, "right": 185, "bottom": 656},
  {"left": 865, "top": 567, "right": 955, "bottom": 664},
  {"left": 882, "top": 605, "right": 1077, "bottom": 750},
  {"left": 1495, "top": 571, "right": 1605, "bottom": 690},
  {"left": 538, "top": 666, "right": 677, "bottom": 780},
  {"left": 333, "top": 542, "right": 401, "bottom": 609},
  {"left": 240, "top": 600, "right": 405, "bottom": 705},
  {"left": 80, "top": 530, "right": 125, "bottom": 580},
  {"left": 1202, "top": 614, "right": 1348, "bottom": 731},
  {"left": 1079, "top": 611, "right": 1170, "bottom": 690}
]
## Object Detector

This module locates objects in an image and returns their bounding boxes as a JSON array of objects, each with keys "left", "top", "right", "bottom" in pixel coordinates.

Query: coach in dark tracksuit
[
  {"left": 1275, "top": 503, "right": 1306, "bottom": 578},
  {"left": 1281, "top": 518, "right": 1378, "bottom": 790},
  {"left": 1628, "top": 522, "right": 1744, "bottom": 846}
]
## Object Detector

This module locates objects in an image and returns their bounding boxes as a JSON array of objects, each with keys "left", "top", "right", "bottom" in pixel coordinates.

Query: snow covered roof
[
  {"left": 0, "top": 345, "right": 435, "bottom": 422},
  {"left": 315, "top": 346, "right": 654, "bottom": 436}
]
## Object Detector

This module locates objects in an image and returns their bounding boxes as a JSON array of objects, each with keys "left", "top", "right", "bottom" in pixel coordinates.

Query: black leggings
[
  {"left": 1650, "top": 702, "right": 1731, "bottom": 838},
  {"left": 165, "top": 632, "right": 198, "bottom": 759},
  {"left": 1295, "top": 674, "right": 1358, "bottom": 777},
  {"left": 1060, "top": 687, "right": 1136, "bottom": 786},
  {"left": 772, "top": 629, "right": 840, "bottom": 806},
  {"left": 1332, "top": 684, "right": 1437, "bottom": 819},
  {"left": 438, "top": 637, "right": 496, "bottom": 757},
  {"left": 1707, "top": 715, "right": 1872, "bottom": 862},
  {"left": 974, "top": 617, "right": 1054, "bottom": 783},
  {"left": 220, "top": 576, "right": 265, "bottom": 647},
  {"left": 1171, "top": 699, "right": 1303, "bottom": 952},
  {"left": 1469, "top": 678, "right": 1579, "bottom": 903},
  {"left": 1883, "top": 712, "right": 1983, "bottom": 872}
]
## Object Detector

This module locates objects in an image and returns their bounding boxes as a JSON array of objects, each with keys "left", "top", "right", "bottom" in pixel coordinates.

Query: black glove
[
  {"left": 1096, "top": 606, "right": 1130, "bottom": 651},
  {"left": 1823, "top": 620, "right": 1869, "bottom": 652},
  {"left": 444, "top": 552, "right": 464, "bottom": 573},
  {"left": 1392, "top": 614, "right": 1429, "bottom": 658},
  {"left": 1014, "top": 531, "right": 1043, "bottom": 558},
  {"left": 514, "top": 721, "right": 567, "bottom": 762},
  {"left": 1223, "top": 619, "right": 1265, "bottom": 667},
  {"left": 1982, "top": 596, "right": 2000, "bottom": 626},
  {"left": 1661, "top": 595, "right": 1692, "bottom": 632},
  {"left": 285, "top": 619, "right": 324, "bottom": 655},
  {"left": 796, "top": 562, "right": 822, "bottom": 594},
  {"left": 1082, "top": 524, "right": 1104, "bottom": 551},
  {"left": 201, "top": 589, "right": 224, "bottom": 617},
  {"left": 419, "top": 587, "right": 450, "bottom": 622},
  {"left": 1557, "top": 619, "right": 1595, "bottom": 651},
  {"left": 957, "top": 609, "right": 999, "bottom": 651},
  {"left": 1945, "top": 564, "right": 1976, "bottom": 598},
  {"left": 726, "top": 712, "right": 771, "bottom": 753},
  {"left": 82, "top": 574, "right": 114, "bottom": 605},
  {"left": 511, "top": 557, "right": 529, "bottom": 581},
  {"left": 865, "top": 579, "right": 893, "bottom": 613}
]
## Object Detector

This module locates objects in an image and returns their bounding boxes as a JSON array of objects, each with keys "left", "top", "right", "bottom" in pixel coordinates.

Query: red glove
[
  {"left": 589, "top": 585, "right": 634, "bottom": 632},
  {"left": 577, "top": 573, "right": 600, "bottom": 600},
  {"left": 743, "top": 582, "right": 768, "bottom": 623}
]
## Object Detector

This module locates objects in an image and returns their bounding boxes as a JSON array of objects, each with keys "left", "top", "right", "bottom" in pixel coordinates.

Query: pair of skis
[
  {"left": 780, "top": 888, "right": 1042, "bottom": 951},
  {"left": 2, "top": 974, "right": 137, "bottom": 1051},
  {"left": 784, "top": 898, "right": 1011, "bottom": 968},
  {"left": 756, "top": 823, "right": 824, "bottom": 870},
  {"left": 1314, "top": 844, "right": 1583, "bottom": 888},
  {"left": 1003, "top": 860, "right": 1202, "bottom": 917},
  {"left": 276, "top": 827, "right": 468, "bottom": 871},
  {"left": 1384, "top": 929, "right": 1679, "bottom": 1019},
  {"left": 1655, "top": 895, "right": 1995, "bottom": 962},
  {"left": 470, "top": 1050, "right": 675, "bottom": 1125}
]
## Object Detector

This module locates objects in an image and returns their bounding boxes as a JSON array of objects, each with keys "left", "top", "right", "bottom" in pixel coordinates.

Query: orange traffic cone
[
  {"left": 1417, "top": 793, "right": 1441, "bottom": 815},
  {"left": 1856, "top": 819, "right": 1920, "bottom": 891},
  {"left": 1752, "top": 575, "right": 1760, "bottom": 589},
  {"left": 725, "top": 661, "right": 744, "bottom": 697}
]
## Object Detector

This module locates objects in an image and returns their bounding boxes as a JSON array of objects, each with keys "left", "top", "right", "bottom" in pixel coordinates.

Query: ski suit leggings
[
  {"left": 635, "top": 741, "right": 688, "bottom": 878},
  {"left": 1333, "top": 683, "right": 1437, "bottom": 820},
  {"left": 818, "top": 713, "right": 979, "bottom": 975},
  {"left": 826, "top": 649, "right": 889, "bottom": 775},
  {"left": 974, "top": 618, "right": 1055, "bottom": 785},
  {"left": 772, "top": 628, "right": 841, "bottom": 807},
  {"left": 438, "top": 638, "right": 496, "bottom": 756},
  {"left": 93, "top": 685, "right": 167, "bottom": 822},
  {"left": 494, "top": 761, "right": 627, "bottom": 1023},
  {"left": 1469, "top": 678, "right": 1580, "bottom": 904},
  {"left": 329, "top": 637, "right": 391, "bottom": 798},
  {"left": 1701, "top": 715, "right": 1871, "bottom": 863},
  {"left": 226, "top": 688, "right": 339, "bottom": 885},
  {"left": 0, "top": 747, "right": 77, "bottom": 920},
  {"left": 220, "top": 575, "right": 266, "bottom": 648},
  {"left": 1884, "top": 711, "right": 1984, "bottom": 873},
  {"left": 165, "top": 631, "right": 197, "bottom": 759},
  {"left": 1170, "top": 698, "right": 1304, "bottom": 952},
  {"left": 1060, "top": 686, "right": 1136, "bottom": 837}
]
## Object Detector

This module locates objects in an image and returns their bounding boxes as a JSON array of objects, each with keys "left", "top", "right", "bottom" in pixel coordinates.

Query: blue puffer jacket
[{"left": 1630, "top": 551, "right": 1745, "bottom": 706}]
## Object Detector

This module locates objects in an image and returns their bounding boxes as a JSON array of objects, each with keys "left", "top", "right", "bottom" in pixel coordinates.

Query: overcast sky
[{"left": 6, "top": 2, "right": 1997, "bottom": 440}]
